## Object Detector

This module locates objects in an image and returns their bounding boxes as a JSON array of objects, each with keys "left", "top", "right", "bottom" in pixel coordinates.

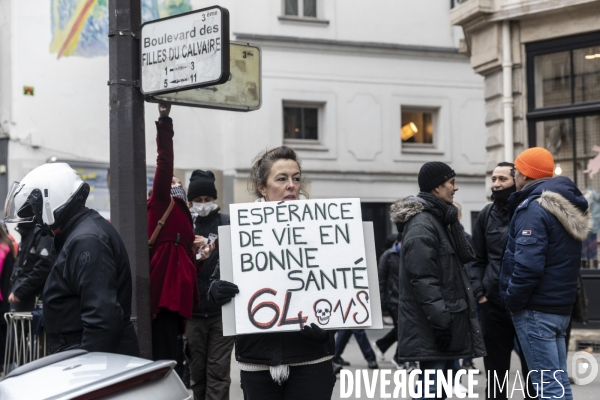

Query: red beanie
[{"left": 514, "top": 147, "right": 554, "bottom": 180}]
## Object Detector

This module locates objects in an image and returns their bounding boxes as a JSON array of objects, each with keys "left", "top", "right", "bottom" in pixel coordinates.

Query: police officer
[{"left": 4, "top": 163, "right": 139, "bottom": 355}]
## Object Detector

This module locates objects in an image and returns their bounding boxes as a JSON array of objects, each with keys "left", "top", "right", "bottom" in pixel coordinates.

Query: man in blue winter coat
[{"left": 500, "top": 147, "right": 589, "bottom": 400}]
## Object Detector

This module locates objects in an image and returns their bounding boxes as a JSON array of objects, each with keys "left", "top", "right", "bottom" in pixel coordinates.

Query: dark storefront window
[
  {"left": 527, "top": 32, "right": 600, "bottom": 328},
  {"left": 533, "top": 46, "right": 600, "bottom": 109},
  {"left": 528, "top": 32, "right": 600, "bottom": 272}
]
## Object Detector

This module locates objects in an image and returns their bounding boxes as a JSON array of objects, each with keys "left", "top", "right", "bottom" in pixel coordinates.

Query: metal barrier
[{"left": 3, "top": 312, "right": 48, "bottom": 376}]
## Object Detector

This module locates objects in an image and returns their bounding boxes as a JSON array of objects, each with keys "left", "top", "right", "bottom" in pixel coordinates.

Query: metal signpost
[
  {"left": 146, "top": 42, "right": 262, "bottom": 112},
  {"left": 108, "top": 0, "right": 152, "bottom": 358},
  {"left": 110, "top": 3, "right": 260, "bottom": 358},
  {"left": 140, "top": 6, "right": 230, "bottom": 95}
]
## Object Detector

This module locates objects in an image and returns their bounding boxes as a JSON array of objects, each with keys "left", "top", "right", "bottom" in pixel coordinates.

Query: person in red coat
[{"left": 148, "top": 104, "right": 199, "bottom": 361}]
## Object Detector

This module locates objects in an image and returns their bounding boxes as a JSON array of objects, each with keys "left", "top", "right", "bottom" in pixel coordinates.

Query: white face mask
[{"left": 192, "top": 202, "right": 216, "bottom": 217}]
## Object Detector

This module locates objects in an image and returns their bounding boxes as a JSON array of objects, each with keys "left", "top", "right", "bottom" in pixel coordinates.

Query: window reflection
[
  {"left": 534, "top": 47, "right": 600, "bottom": 109},
  {"left": 574, "top": 47, "right": 600, "bottom": 104},
  {"left": 534, "top": 51, "right": 571, "bottom": 109},
  {"left": 536, "top": 116, "right": 600, "bottom": 268}
]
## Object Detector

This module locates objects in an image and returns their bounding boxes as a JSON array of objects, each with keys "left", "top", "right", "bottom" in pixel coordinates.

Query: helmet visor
[{"left": 4, "top": 181, "right": 35, "bottom": 224}]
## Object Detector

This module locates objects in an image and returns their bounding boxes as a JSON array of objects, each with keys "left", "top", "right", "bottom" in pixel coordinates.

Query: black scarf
[
  {"left": 417, "top": 192, "right": 476, "bottom": 264},
  {"left": 491, "top": 184, "right": 516, "bottom": 204}
]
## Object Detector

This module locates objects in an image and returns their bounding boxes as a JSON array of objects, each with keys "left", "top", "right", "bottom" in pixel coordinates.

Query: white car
[{"left": 0, "top": 350, "right": 191, "bottom": 399}]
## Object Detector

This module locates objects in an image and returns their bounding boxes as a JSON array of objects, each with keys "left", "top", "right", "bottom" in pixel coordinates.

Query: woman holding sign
[{"left": 209, "top": 146, "right": 336, "bottom": 400}]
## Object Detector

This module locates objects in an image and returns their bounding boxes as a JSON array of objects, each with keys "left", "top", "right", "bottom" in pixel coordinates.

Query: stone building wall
[{"left": 451, "top": 0, "right": 600, "bottom": 194}]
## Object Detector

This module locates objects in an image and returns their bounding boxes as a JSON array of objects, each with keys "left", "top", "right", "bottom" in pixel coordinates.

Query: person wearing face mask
[
  {"left": 147, "top": 104, "right": 199, "bottom": 363},
  {"left": 470, "top": 162, "right": 534, "bottom": 399},
  {"left": 185, "top": 170, "right": 234, "bottom": 400},
  {"left": 208, "top": 146, "right": 336, "bottom": 400}
]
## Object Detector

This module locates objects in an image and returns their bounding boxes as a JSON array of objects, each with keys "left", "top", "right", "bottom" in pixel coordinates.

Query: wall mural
[{"left": 50, "top": 0, "right": 192, "bottom": 59}]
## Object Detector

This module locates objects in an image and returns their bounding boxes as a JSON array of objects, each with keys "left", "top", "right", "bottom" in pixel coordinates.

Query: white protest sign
[
  {"left": 140, "top": 6, "right": 230, "bottom": 95},
  {"left": 229, "top": 198, "right": 373, "bottom": 335}
]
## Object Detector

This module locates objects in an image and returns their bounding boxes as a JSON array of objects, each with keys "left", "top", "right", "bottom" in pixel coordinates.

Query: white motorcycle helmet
[{"left": 4, "top": 163, "right": 90, "bottom": 230}]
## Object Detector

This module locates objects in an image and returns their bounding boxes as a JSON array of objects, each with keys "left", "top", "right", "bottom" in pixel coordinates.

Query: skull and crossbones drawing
[{"left": 313, "top": 299, "right": 333, "bottom": 325}]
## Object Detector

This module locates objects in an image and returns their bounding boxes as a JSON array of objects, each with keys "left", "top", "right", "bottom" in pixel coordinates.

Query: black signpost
[{"left": 108, "top": 0, "right": 152, "bottom": 358}]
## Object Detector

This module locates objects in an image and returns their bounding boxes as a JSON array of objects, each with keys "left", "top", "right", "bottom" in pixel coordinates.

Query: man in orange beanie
[
  {"left": 500, "top": 147, "right": 589, "bottom": 400},
  {"left": 513, "top": 147, "right": 556, "bottom": 190}
]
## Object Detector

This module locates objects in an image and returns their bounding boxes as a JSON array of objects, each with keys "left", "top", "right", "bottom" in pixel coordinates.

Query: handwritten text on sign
[{"left": 230, "top": 198, "right": 372, "bottom": 334}]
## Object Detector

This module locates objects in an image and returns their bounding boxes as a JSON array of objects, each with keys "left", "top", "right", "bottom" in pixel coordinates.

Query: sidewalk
[
  {"left": 227, "top": 328, "right": 600, "bottom": 399},
  {"left": 329, "top": 329, "right": 600, "bottom": 399}
]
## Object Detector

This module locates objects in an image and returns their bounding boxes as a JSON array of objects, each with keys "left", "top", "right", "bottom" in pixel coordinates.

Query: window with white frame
[
  {"left": 283, "top": 0, "right": 317, "bottom": 18},
  {"left": 400, "top": 108, "right": 437, "bottom": 146},
  {"left": 283, "top": 103, "right": 321, "bottom": 142}
]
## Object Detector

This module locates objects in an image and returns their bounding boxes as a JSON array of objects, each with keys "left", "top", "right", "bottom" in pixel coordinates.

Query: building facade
[
  {"left": 451, "top": 0, "right": 600, "bottom": 332},
  {"left": 0, "top": 0, "right": 486, "bottom": 256}
]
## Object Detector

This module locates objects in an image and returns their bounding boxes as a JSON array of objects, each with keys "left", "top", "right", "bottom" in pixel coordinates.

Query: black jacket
[
  {"left": 378, "top": 246, "right": 400, "bottom": 307},
  {"left": 193, "top": 211, "right": 228, "bottom": 318},
  {"left": 211, "top": 263, "right": 335, "bottom": 365},
  {"left": 235, "top": 330, "right": 336, "bottom": 366},
  {"left": 10, "top": 224, "right": 55, "bottom": 303},
  {"left": 390, "top": 196, "right": 486, "bottom": 361},
  {"left": 43, "top": 207, "right": 139, "bottom": 355},
  {"left": 470, "top": 202, "right": 511, "bottom": 307}
]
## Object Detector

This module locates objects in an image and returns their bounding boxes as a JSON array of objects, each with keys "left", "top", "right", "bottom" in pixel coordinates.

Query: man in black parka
[
  {"left": 390, "top": 162, "right": 485, "bottom": 399},
  {"left": 43, "top": 204, "right": 139, "bottom": 355}
]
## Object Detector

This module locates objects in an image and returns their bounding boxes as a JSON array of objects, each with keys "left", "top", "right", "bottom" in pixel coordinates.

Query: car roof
[{"left": 0, "top": 352, "right": 174, "bottom": 399}]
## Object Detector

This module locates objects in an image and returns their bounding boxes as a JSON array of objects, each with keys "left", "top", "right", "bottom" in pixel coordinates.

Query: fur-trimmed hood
[
  {"left": 536, "top": 190, "right": 590, "bottom": 241},
  {"left": 390, "top": 196, "right": 425, "bottom": 227},
  {"left": 509, "top": 176, "right": 589, "bottom": 242}
]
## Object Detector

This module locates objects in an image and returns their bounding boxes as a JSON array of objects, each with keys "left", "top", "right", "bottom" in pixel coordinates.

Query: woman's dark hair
[{"left": 249, "top": 146, "right": 308, "bottom": 199}]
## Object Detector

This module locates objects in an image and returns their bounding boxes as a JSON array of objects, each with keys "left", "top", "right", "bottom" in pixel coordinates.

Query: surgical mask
[{"left": 191, "top": 201, "right": 217, "bottom": 217}]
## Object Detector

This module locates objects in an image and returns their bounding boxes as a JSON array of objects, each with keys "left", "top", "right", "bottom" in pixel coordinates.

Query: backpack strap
[
  {"left": 482, "top": 202, "right": 493, "bottom": 233},
  {"left": 149, "top": 197, "right": 175, "bottom": 249}
]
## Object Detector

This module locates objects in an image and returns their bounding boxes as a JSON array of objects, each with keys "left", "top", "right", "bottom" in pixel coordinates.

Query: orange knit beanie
[{"left": 514, "top": 147, "right": 554, "bottom": 180}]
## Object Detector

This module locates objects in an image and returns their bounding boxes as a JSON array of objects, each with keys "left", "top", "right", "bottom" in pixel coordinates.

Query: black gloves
[
  {"left": 208, "top": 280, "right": 239, "bottom": 306},
  {"left": 433, "top": 326, "right": 453, "bottom": 351},
  {"left": 300, "top": 323, "right": 330, "bottom": 343}
]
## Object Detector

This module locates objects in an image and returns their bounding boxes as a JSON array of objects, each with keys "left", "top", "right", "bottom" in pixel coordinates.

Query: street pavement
[{"left": 226, "top": 327, "right": 600, "bottom": 399}]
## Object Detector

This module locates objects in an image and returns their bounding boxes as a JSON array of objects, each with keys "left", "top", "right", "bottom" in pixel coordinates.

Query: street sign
[
  {"left": 140, "top": 6, "right": 230, "bottom": 95},
  {"left": 146, "top": 42, "right": 261, "bottom": 112}
]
